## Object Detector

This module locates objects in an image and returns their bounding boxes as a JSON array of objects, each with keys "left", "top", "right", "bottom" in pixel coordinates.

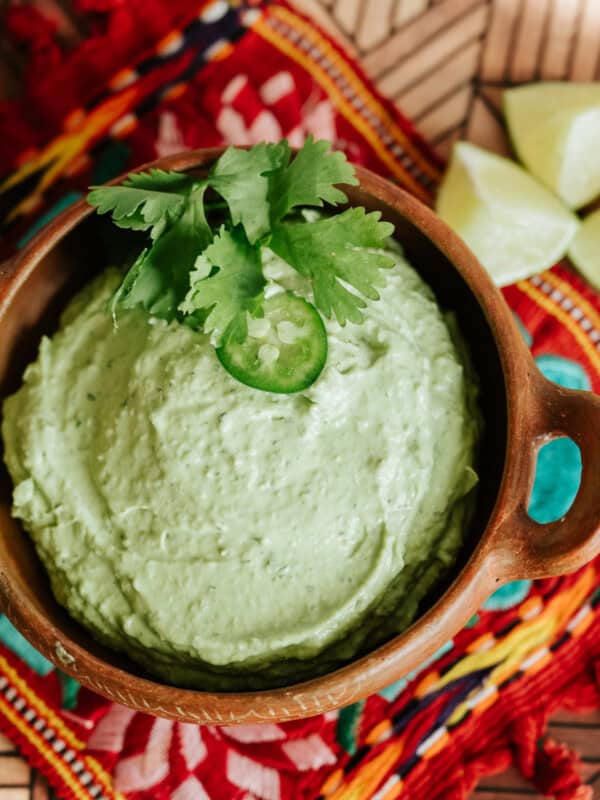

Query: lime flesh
[
  {"left": 504, "top": 82, "right": 600, "bottom": 209},
  {"left": 436, "top": 142, "right": 579, "bottom": 286},
  {"left": 568, "top": 207, "right": 600, "bottom": 289}
]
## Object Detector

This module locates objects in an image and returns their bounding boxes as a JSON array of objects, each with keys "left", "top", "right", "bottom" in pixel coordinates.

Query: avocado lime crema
[{"left": 2, "top": 244, "right": 480, "bottom": 690}]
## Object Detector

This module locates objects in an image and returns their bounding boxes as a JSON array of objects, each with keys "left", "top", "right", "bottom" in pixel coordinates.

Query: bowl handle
[{"left": 501, "top": 373, "right": 600, "bottom": 579}]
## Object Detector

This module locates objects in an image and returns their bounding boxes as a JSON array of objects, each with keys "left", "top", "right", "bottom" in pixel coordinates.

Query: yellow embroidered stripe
[
  {"left": 540, "top": 270, "right": 600, "bottom": 336},
  {"left": 0, "top": 655, "right": 83, "bottom": 748},
  {"left": 271, "top": 6, "right": 442, "bottom": 185},
  {"left": 445, "top": 569, "right": 597, "bottom": 727},
  {"left": 517, "top": 280, "right": 600, "bottom": 375},
  {"left": 0, "top": 693, "right": 94, "bottom": 800},
  {"left": 452, "top": 567, "right": 595, "bottom": 688},
  {"left": 325, "top": 740, "right": 404, "bottom": 800},
  {"left": 254, "top": 16, "right": 432, "bottom": 201},
  {"left": 0, "top": 655, "right": 120, "bottom": 797}
]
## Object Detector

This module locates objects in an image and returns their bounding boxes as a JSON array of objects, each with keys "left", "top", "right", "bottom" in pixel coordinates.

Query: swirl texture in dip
[{"left": 2, "top": 245, "right": 479, "bottom": 689}]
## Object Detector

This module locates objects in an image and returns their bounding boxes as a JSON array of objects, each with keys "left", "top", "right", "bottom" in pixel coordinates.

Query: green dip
[{"left": 2, "top": 245, "right": 480, "bottom": 689}]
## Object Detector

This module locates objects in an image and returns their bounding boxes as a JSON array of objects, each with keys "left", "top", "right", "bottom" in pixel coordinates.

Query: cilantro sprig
[
  {"left": 180, "top": 226, "right": 265, "bottom": 343},
  {"left": 88, "top": 138, "right": 395, "bottom": 392},
  {"left": 270, "top": 208, "right": 394, "bottom": 325}
]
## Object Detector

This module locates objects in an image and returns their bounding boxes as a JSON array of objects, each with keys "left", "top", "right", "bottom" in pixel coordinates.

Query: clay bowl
[{"left": 1, "top": 148, "right": 600, "bottom": 725}]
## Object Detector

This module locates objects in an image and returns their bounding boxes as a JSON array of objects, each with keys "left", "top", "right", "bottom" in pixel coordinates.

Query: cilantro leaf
[
  {"left": 208, "top": 143, "right": 288, "bottom": 244},
  {"left": 268, "top": 136, "right": 358, "bottom": 222},
  {"left": 88, "top": 169, "right": 194, "bottom": 239},
  {"left": 123, "top": 169, "right": 194, "bottom": 193},
  {"left": 180, "top": 225, "right": 265, "bottom": 344},
  {"left": 112, "top": 186, "right": 211, "bottom": 321},
  {"left": 269, "top": 208, "right": 394, "bottom": 325}
]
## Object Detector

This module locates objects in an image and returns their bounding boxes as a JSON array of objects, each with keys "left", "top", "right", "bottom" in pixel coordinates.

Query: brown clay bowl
[{"left": 1, "top": 149, "right": 600, "bottom": 725}]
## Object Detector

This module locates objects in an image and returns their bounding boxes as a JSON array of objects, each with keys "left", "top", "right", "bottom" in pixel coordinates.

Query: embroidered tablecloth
[{"left": 0, "top": 2, "right": 599, "bottom": 798}]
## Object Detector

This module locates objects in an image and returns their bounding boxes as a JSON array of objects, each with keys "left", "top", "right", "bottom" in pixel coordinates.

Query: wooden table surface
[{"left": 1, "top": 0, "right": 600, "bottom": 797}]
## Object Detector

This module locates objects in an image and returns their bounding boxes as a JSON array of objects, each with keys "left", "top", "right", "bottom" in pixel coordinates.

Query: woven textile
[{"left": 0, "top": 2, "right": 599, "bottom": 799}]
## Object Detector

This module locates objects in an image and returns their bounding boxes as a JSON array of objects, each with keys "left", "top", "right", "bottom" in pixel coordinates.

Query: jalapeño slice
[{"left": 217, "top": 292, "right": 327, "bottom": 393}]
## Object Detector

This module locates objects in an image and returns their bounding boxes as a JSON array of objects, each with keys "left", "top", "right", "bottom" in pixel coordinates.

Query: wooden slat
[
  {"left": 0, "top": 759, "right": 28, "bottom": 785},
  {"left": 377, "top": 3, "right": 488, "bottom": 98},
  {"left": 0, "top": 790, "right": 30, "bottom": 800},
  {"left": 0, "top": 737, "right": 17, "bottom": 756},
  {"left": 31, "top": 773, "right": 52, "bottom": 800},
  {"left": 355, "top": 0, "right": 394, "bottom": 50},
  {"left": 509, "top": 0, "right": 552, "bottom": 83},
  {"left": 548, "top": 712, "right": 600, "bottom": 759},
  {"left": 417, "top": 85, "right": 473, "bottom": 142},
  {"left": 433, "top": 129, "right": 461, "bottom": 161},
  {"left": 570, "top": 0, "right": 600, "bottom": 80},
  {"left": 478, "top": 84, "right": 505, "bottom": 114},
  {"left": 394, "top": 0, "right": 428, "bottom": 28},
  {"left": 479, "top": 765, "right": 541, "bottom": 794},
  {"left": 539, "top": 0, "right": 583, "bottom": 79},
  {"left": 362, "top": 0, "right": 483, "bottom": 78},
  {"left": 333, "top": 0, "right": 364, "bottom": 35},
  {"left": 465, "top": 96, "right": 511, "bottom": 155},
  {"left": 477, "top": 758, "right": 600, "bottom": 797},
  {"left": 475, "top": 793, "right": 539, "bottom": 799},
  {"left": 550, "top": 708, "right": 600, "bottom": 725},
  {"left": 559, "top": 745, "right": 600, "bottom": 776},
  {"left": 480, "top": 0, "right": 522, "bottom": 81},
  {"left": 397, "top": 40, "right": 480, "bottom": 119}
]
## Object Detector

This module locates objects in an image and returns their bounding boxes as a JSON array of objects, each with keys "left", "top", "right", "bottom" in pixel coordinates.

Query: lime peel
[
  {"left": 436, "top": 142, "right": 579, "bottom": 286},
  {"left": 568, "top": 207, "right": 600, "bottom": 290},
  {"left": 504, "top": 82, "right": 600, "bottom": 209}
]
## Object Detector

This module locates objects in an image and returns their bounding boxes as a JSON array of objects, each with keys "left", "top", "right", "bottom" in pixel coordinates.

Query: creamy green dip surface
[{"left": 2, "top": 246, "right": 479, "bottom": 689}]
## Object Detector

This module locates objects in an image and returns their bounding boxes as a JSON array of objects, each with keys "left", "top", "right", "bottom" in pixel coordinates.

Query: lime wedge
[
  {"left": 436, "top": 142, "right": 579, "bottom": 286},
  {"left": 568, "top": 208, "right": 600, "bottom": 289},
  {"left": 504, "top": 82, "right": 600, "bottom": 209}
]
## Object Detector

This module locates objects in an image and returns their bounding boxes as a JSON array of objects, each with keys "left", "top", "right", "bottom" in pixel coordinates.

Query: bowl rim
[{"left": 0, "top": 148, "right": 540, "bottom": 724}]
